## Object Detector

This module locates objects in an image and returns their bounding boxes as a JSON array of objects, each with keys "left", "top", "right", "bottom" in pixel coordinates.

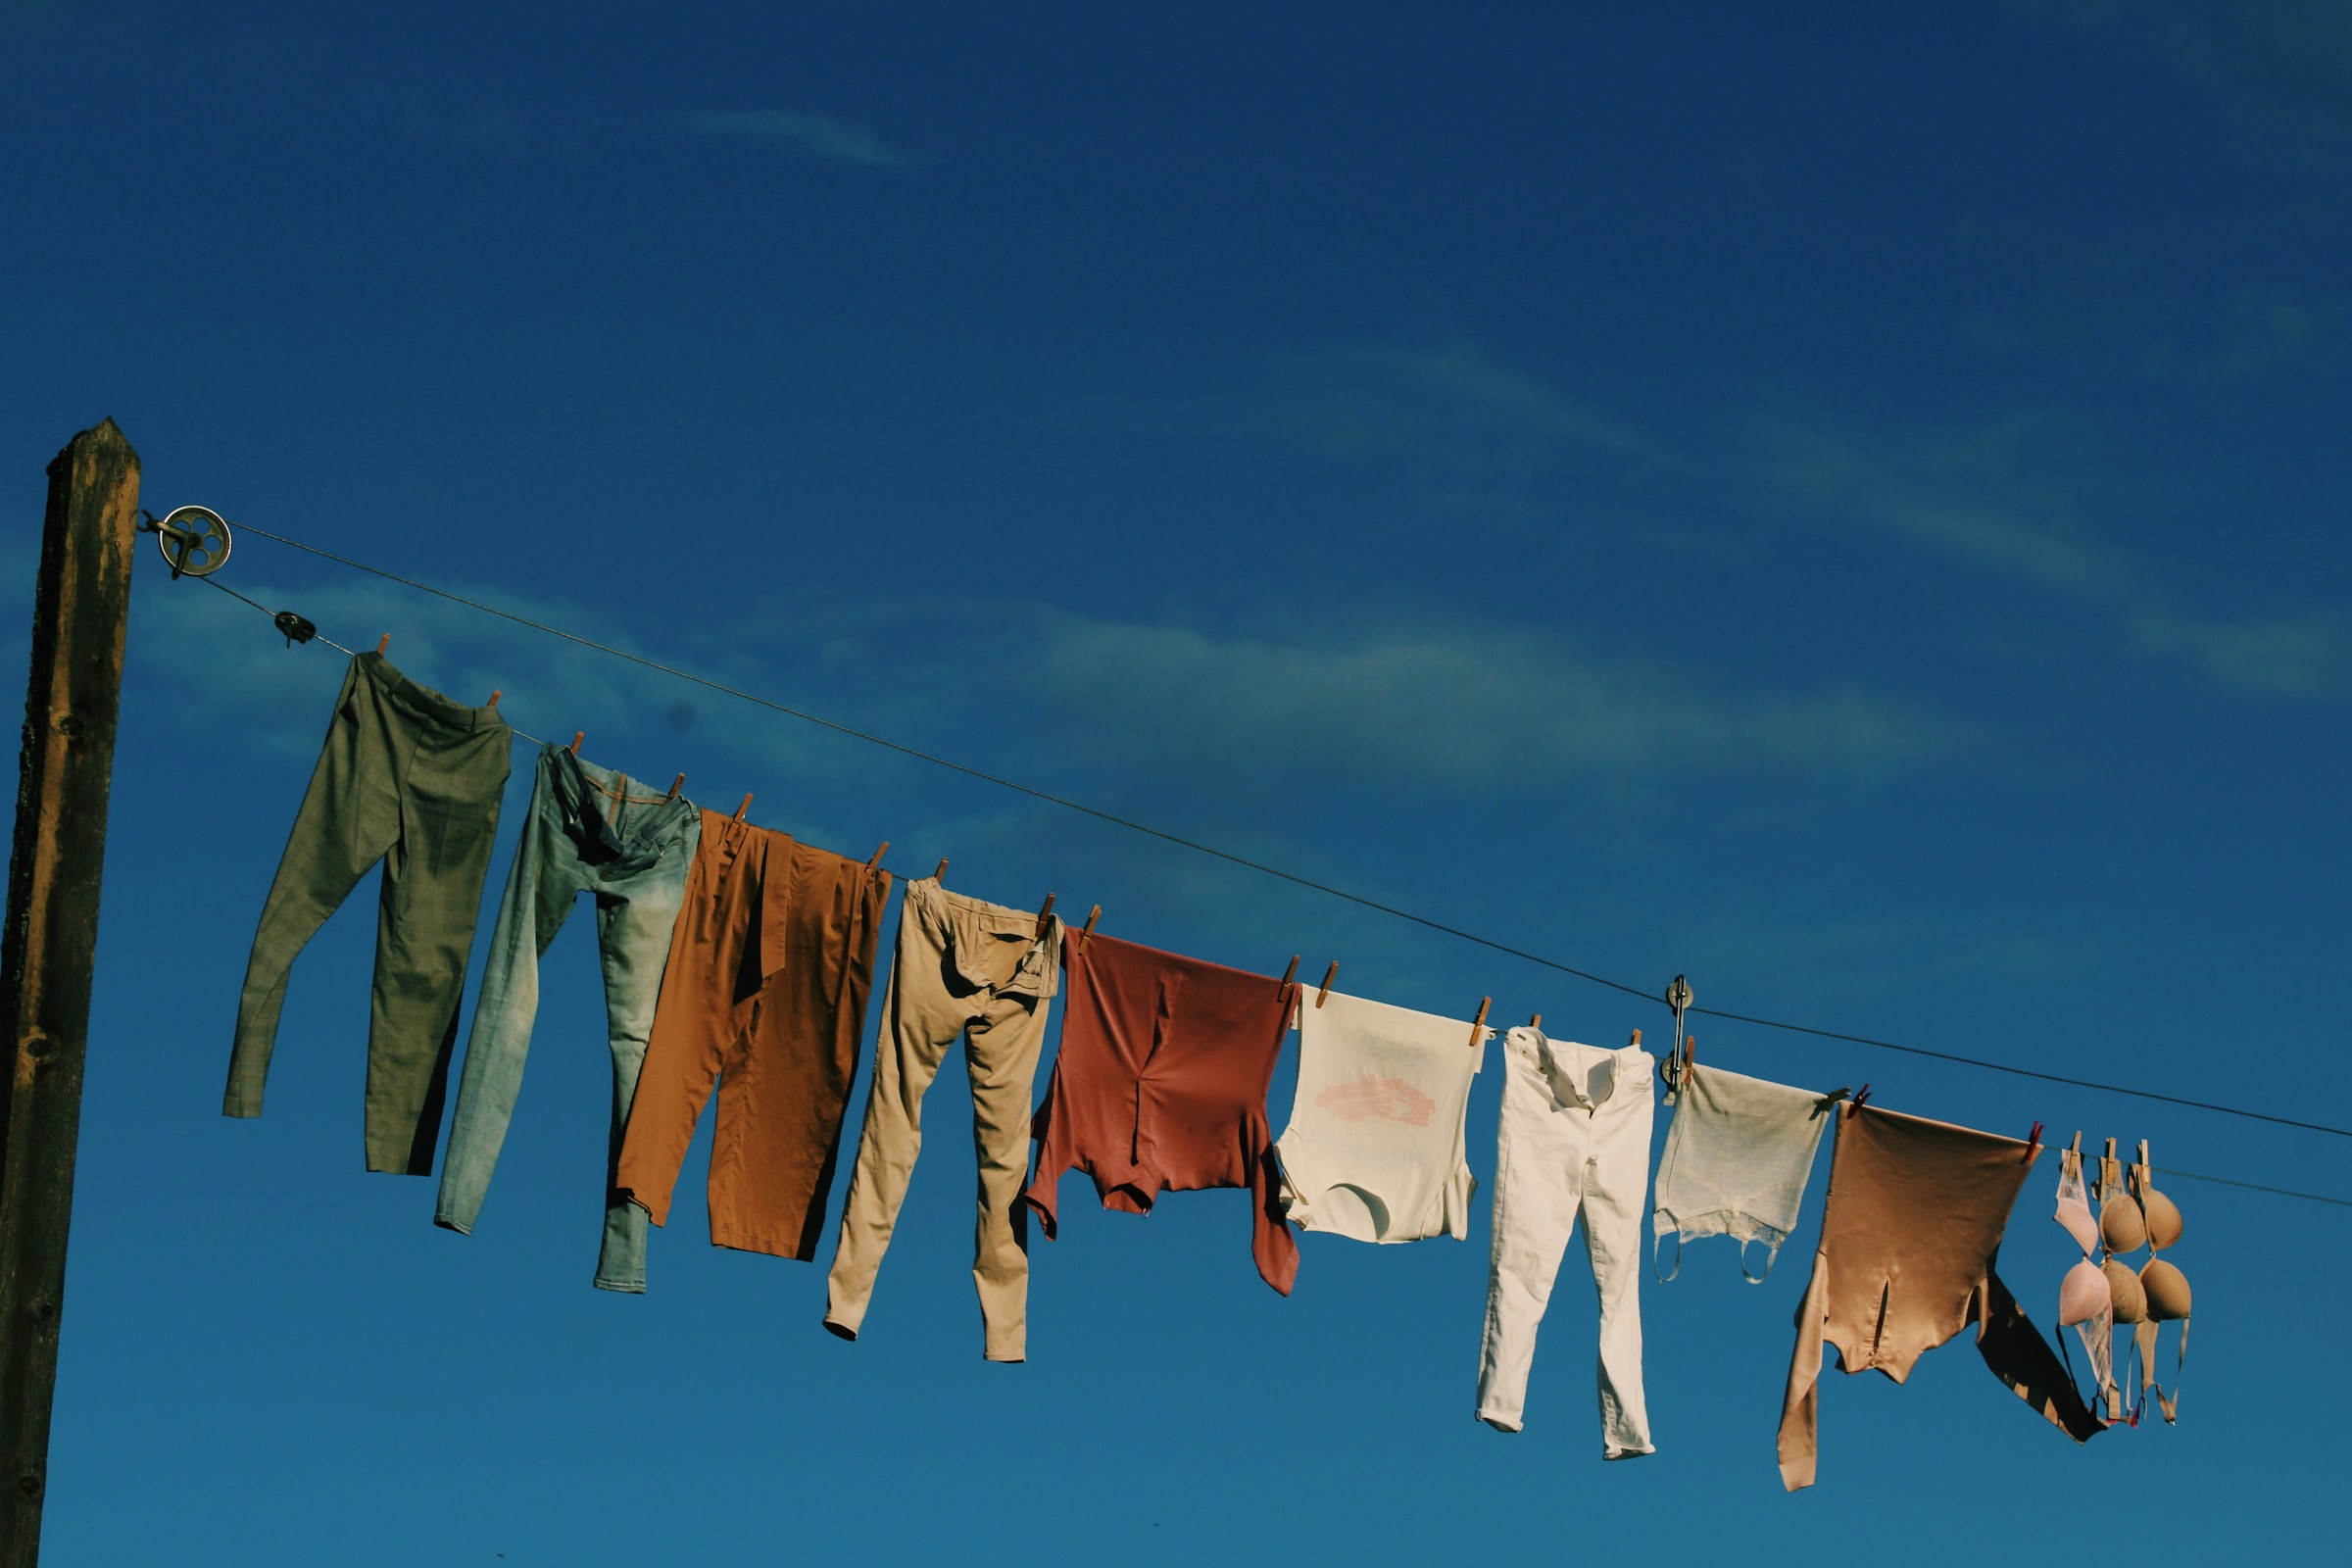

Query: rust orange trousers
[{"left": 615, "top": 811, "right": 890, "bottom": 1260}]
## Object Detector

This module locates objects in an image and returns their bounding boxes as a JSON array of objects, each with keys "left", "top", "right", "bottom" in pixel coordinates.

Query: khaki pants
[{"left": 825, "top": 879, "right": 1060, "bottom": 1362}]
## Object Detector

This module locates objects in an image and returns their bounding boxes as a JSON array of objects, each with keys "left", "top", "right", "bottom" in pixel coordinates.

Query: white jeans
[{"left": 1476, "top": 1029, "right": 1655, "bottom": 1456}]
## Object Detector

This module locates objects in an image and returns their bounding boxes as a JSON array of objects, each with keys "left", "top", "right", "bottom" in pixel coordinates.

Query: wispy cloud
[
  {"left": 2033, "top": 0, "right": 2352, "bottom": 165},
  {"left": 2129, "top": 609, "right": 2352, "bottom": 703},
  {"left": 84, "top": 541, "right": 1990, "bottom": 992},
  {"left": 1762, "top": 418, "right": 2352, "bottom": 703},
  {"left": 1957, "top": 244, "right": 2352, "bottom": 385},
  {"left": 356, "top": 84, "right": 539, "bottom": 153},
  {"left": 346, "top": 89, "right": 919, "bottom": 171},
  {"left": 1026, "top": 612, "right": 1970, "bottom": 788},
  {"left": 679, "top": 109, "right": 914, "bottom": 169},
  {"left": 125, "top": 545, "right": 1975, "bottom": 804},
  {"left": 716, "top": 588, "right": 1984, "bottom": 801},
  {"left": 1231, "top": 339, "right": 1665, "bottom": 475}
]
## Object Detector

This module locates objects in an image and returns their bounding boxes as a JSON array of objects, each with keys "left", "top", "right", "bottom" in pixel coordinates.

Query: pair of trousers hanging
[
  {"left": 225, "top": 651, "right": 510, "bottom": 1174},
  {"left": 434, "top": 745, "right": 701, "bottom": 1292},
  {"left": 1476, "top": 1028, "right": 1656, "bottom": 1458},
  {"left": 614, "top": 812, "right": 891, "bottom": 1260},
  {"left": 824, "top": 877, "right": 1063, "bottom": 1362}
]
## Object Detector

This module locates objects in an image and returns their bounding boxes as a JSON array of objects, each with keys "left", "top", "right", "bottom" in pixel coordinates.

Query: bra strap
[
  {"left": 1652, "top": 1229, "right": 1684, "bottom": 1284},
  {"left": 2135, "top": 1316, "right": 2186, "bottom": 1424},
  {"left": 1738, "top": 1236, "right": 1782, "bottom": 1285}
]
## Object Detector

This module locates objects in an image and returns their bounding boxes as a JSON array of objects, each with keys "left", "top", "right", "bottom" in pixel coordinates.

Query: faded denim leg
[
  {"left": 436, "top": 746, "right": 698, "bottom": 1292},
  {"left": 437, "top": 750, "right": 583, "bottom": 1236},
  {"left": 587, "top": 810, "right": 700, "bottom": 1291}
]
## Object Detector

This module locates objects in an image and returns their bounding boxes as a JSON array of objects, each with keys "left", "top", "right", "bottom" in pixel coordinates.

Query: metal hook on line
[{"left": 1662, "top": 974, "right": 1694, "bottom": 1102}]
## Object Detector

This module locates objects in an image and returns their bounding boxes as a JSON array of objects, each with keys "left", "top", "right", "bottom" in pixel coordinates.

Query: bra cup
[
  {"left": 2059, "top": 1259, "right": 2109, "bottom": 1326},
  {"left": 2141, "top": 1188, "right": 2183, "bottom": 1251},
  {"left": 2056, "top": 1200, "right": 2099, "bottom": 1258},
  {"left": 2140, "top": 1257, "right": 2191, "bottom": 1321},
  {"left": 2099, "top": 1194, "right": 2146, "bottom": 1255},
  {"left": 2103, "top": 1257, "right": 2148, "bottom": 1323}
]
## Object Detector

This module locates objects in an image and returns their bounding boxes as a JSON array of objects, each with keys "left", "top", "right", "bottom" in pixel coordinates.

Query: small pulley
[
  {"left": 140, "top": 505, "right": 233, "bottom": 578},
  {"left": 1661, "top": 974, "right": 1695, "bottom": 1102}
]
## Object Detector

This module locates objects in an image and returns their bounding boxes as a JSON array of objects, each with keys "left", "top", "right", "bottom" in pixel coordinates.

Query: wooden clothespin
[
  {"left": 866, "top": 841, "right": 890, "bottom": 870},
  {"left": 1628, "top": 1026, "right": 1642, "bottom": 1047},
  {"left": 1317, "top": 961, "right": 1338, "bottom": 1008},
  {"left": 1529, "top": 1011, "right": 1542, "bottom": 1028},
  {"left": 732, "top": 794, "right": 754, "bottom": 823},
  {"left": 376, "top": 634, "right": 390, "bottom": 655},
  {"left": 1468, "top": 996, "right": 1491, "bottom": 1049},
  {"left": 486, "top": 690, "right": 501, "bottom": 708},
  {"left": 1850, "top": 1083, "right": 1872, "bottom": 1108},
  {"left": 933, "top": 858, "right": 950, "bottom": 881},
  {"left": 2024, "top": 1120, "right": 2043, "bottom": 1162},
  {"left": 666, "top": 773, "right": 684, "bottom": 801},
  {"left": 1681, "top": 1033, "right": 1697, "bottom": 1074},
  {"left": 1035, "top": 892, "right": 1055, "bottom": 940},
  {"left": 568, "top": 731, "right": 585, "bottom": 757},
  {"left": 1280, "top": 956, "right": 1299, "bottom": 989},
  {"left": 1082, "top": 905, "right": 1100, "bottom": 935}
]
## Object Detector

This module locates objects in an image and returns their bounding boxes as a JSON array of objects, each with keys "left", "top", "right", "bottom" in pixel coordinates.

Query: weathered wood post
[{"left": 0, "top": 420, "right": 138, "bottom": 1567}]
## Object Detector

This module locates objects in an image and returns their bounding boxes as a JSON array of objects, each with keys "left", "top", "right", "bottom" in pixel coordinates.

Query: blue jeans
[{"left": 435, "top": 745, "right": 701, "bottom": 1291}]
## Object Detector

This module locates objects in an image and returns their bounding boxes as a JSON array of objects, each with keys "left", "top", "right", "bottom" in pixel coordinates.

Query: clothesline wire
[
  {"left": 190, "top": 521, "right": 2352, "bottom": 1200},
  {"left": 2148, "top": 1166, "right": 2352, "bottom": 1208}
]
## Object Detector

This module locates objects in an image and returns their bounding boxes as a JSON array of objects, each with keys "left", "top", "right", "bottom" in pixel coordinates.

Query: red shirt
[{"left": 1018, "top": 931, "right": 1299, "bottom": 1294}]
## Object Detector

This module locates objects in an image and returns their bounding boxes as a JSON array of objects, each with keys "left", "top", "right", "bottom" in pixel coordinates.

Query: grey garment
[
  {"left": 226, "top": 652, "right": 511, "bottom": 1175},
  {"left": 434, "top": 745, "right": 700, "bottom": 1293},
  {"left": 1649, "top": 1059, "right": 1834, "bottom": 1282}
]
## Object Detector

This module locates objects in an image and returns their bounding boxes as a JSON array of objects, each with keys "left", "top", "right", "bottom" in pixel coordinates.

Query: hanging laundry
[
  {"left": 825, "top": 877, "right": 1063, "bottom": 1362},
  {"left": 1476, "top": 1027, "right": 1654, "bottom": 1458},
  {"left": 1274, "top": 988, "right": 1481, "bottom": 1244},
  {"left": 2051, "top": 1136, "right": 2116, "bottom": 1416},
  {"left": 1017, "top": 931, "right": 1298, "bottom": 1294},
  {"left": 1777, "top": 1102, "right": 2105, "bottom": 1492},
  {"left": 2094, "top": 1139, "right": 2147, "bottom": 1423},
  {"left": 433, "top": 745, "right": 702, "bottom": 1292},
  {"left": 613, "top": 812, "right": 891, "bottom": 1260},
  {"left": 2126, "top": 1144, "right": 2191, "bottom": 1424},
  {"left": 223, "top": 651, "right": 511, "bottom": 1174},
  {"left": 1649, "top": 1056, "right": 1833, "bottom": 1283}
]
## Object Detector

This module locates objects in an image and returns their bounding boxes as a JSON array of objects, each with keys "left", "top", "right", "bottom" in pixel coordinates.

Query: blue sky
[{"left": 5, "top": 3, "right": 2349, "bottom": 1563}]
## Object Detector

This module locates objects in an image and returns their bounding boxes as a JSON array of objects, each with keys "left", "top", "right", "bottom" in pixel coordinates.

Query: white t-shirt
[{"left": 1275, "top": 988, "right": 1483, "bottom": 1243}]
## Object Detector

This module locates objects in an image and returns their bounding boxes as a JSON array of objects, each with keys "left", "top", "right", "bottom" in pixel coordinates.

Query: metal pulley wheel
[{"left": 146, "top": 505, "right": 232, "bottom": 578}]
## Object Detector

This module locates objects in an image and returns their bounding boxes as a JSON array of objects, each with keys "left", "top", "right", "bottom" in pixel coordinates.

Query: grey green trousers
[
  {"left": 435, "top": 745, "right": 701, "bottom": 1292},
  {"left": 225, "top": 652, "right": 512, "bottom": 1174}
]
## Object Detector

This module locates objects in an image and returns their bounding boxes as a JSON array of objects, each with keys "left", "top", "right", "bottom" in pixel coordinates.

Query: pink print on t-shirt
[{"left": 1316, "top": 1076, "right": 1436, "bottom": 1127}]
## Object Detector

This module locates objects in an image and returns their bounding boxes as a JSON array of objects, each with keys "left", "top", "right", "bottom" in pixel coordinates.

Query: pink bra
[{"left": 2051, "top": 1135, "right": 2114, "bottom": 1416}]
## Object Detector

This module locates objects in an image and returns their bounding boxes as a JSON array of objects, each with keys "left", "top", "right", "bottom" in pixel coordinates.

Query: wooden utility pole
[{"left": 0, "top": 420, "right": 138, "bottom": 1567}]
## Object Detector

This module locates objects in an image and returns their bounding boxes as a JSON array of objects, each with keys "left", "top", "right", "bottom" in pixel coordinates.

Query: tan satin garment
[{"left": 1777, "top": 1102, "right": 2106, "bottom": 1491}]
